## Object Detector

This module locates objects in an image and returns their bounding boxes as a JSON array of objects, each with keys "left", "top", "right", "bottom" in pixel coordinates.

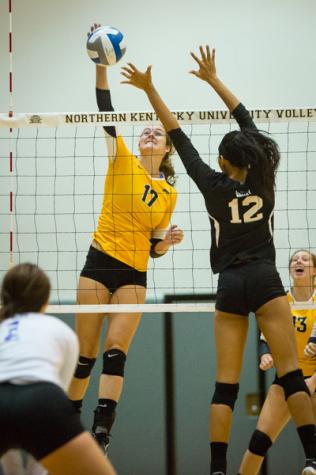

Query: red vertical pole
[{"left": 8, "top": 0, "right": 14, "bottom": 266}]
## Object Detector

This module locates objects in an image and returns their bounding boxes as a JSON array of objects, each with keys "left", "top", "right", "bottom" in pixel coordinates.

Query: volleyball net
[{"left": 0, "top": 108, "right": 315, "bottom": 312}]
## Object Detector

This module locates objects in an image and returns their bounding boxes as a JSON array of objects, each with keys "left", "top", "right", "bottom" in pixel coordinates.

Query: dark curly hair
[{"left": 218, "top": 128, "right": 280, "bottom": 194}]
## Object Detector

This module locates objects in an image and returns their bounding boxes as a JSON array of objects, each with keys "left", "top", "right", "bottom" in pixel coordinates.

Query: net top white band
[
  {"left": 1, "top": 108, "right": 316, "bottom": 128},
  {"left": 44, "top": 302, "right": 316, "bottom": 314}
]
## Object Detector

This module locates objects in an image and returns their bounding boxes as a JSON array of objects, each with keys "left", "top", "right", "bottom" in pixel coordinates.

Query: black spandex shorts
[
  {"left": 80, "top": 245, "right": 147, "bottom": 293},
  {"left": 216, "top": 259, "right": 286, "bottom": 316},
  {"left": 273, "top": 373, "right": 315, "bottom": 392},
  {"left": 0, "top": 382, "right": 84, "bottom": 459}
]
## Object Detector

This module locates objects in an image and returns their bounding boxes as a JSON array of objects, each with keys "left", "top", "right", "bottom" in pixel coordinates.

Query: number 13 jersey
[
  {"left": 288, "top": 290, "right": 316, "bottom": 377},
  {"left": 93, "top": 136, "right": 177, "bottom": 272}
]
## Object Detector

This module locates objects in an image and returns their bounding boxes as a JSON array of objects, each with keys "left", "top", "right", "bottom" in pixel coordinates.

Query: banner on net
[{"left": 1, "top": 108, "right": 316, "bottom": 128}]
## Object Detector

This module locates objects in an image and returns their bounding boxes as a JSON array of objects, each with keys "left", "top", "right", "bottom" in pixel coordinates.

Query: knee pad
[
  {"left": 211, "top": 382, "right": 239, "bottom": 410},
  {"left": 278, "top": 369, "right": 310, "bottom": 400},
  {"left": 102, "top": 349, "right": 126, "bottom": 377},
  {"left": 248, "top": 429, "right": 272, "bottom": 456},
  {"left": 74, "top": 356, "right": 96, "bottom": 379}
]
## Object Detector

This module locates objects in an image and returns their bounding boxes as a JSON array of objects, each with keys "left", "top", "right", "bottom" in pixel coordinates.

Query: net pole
[
  {"left": 164, "top": 303, "right": 177, "bottom": 475},
  {"left": 8, "top": 0, "right": 14, "bottom": 268},
  {"left": 163, "top": 294, "right": 217, "bottom": 475}
]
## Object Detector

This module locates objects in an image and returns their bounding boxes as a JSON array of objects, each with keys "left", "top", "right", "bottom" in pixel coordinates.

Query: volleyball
[{"left": 86, "top": 26, "right": 126, "bottom": 66}]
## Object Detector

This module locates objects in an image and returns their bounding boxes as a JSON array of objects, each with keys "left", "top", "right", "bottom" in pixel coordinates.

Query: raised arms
[
  {"left": 120, "top": 46, "right": 242, "bottom": 128},
  {"left": 120, "top": 46, "right": 256, "bottom": 193},
  {"left": 90, "top": 23, "right": 117, "bottom": 158},
  {"left": 121, "top": 63, "right": 179, "bottom": 132},
  {"left": 190, "top": 46, "right": 239, "bottom": 112},
  {"left": 190, "top": 46, "right": 256, "bottom": 130},
  {"left": 120, "top": 45, "right": 255, "bottom": 135}
]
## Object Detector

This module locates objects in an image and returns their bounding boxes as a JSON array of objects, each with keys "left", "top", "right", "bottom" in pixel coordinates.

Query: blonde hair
[{"left": 159, "top": 134, "right": 176, "bottom": 186}]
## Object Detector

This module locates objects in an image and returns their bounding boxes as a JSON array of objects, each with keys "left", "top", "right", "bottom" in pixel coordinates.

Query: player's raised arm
[
  {"left": 89, "top": 23, "right": 117, "bottom": 160},
  {"left": 121, "top": 62, "right": 219, "bottom": 195},
  {"left": 190, "top": 45, "right": 239, "bottom": 112},
  {"left": 121, "top": 63, "right": 179, "bottom": 132},
  {"left": 190, "top": 45, "right": 256, "bottom": 130}
]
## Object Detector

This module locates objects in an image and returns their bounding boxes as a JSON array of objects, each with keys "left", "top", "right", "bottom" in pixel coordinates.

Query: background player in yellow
[
  {"left": 68, "top": 24, "right": 184, "bottom": 453},
  {"left": 239, "top": 250, "right": 316, "bottom": 474}
]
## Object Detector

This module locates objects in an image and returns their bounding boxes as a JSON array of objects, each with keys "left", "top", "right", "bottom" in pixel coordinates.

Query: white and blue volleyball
[{"left": 87, "top": 26, "right": 126, "bottom": 66}]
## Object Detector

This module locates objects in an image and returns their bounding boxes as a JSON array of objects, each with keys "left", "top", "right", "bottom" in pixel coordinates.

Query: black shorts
[
  {"left": 272, "top": 373, "right": 316, "bottom": 394},
  {"left": 216, "top": 259, "right": 286, "bottom": 316},
  {"left": 273, "top": 373, "right": 312, "bottom": 384},
  {"left": 80, "top": 246, "right": 147, "bottom": 293},
  {"left": 0, "top": 382, "right": 84, "bottom": 460}
]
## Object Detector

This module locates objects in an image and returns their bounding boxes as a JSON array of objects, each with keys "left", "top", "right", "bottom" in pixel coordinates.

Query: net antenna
[{"left": 8, "top": 0, "right": 14, "bottom": 268}]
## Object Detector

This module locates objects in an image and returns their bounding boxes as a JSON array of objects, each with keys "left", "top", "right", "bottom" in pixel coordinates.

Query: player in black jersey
[{"left": 121, "top": 46, "right": 316, "bottom": 475}]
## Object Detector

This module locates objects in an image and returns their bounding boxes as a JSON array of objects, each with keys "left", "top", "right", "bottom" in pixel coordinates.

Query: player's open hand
[
  {"left": 163, "top": 225, "right": 184, "bottom": 247},
  {"left": 190, "top": 45, "right": 217, "bottom": 84},
  {"left": 259, "top": 353, "right": 274, "bottom": 371},
  {"left": 88, "top": 23, "right": 101, "bottom": 38},
  {"left": 121, "top": 63, "right": 153, "bottom": 92},
  {"left": 304, "top": 342, "right": 316, "bottom": 359}
]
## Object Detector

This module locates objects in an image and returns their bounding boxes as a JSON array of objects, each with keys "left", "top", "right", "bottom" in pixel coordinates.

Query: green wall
[{"left": 58, "top": 311, "right": 304, "bottom": 475}]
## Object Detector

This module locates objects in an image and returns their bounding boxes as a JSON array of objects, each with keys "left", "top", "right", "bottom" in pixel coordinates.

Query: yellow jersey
[
  {"left": 93, "top": 136, "right": 177, "bottom": 272},
  {"left": 288, "top": 290, "right": 316, "bottom": 377}
]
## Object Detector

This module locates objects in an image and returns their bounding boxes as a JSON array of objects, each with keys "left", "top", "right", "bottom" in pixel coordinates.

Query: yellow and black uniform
[
  {"left": 259, "top": 290, "right": 316, "bottom": 377},
  {"left": 80, "top": 88, "right": 177, "bottom": 292},
  {"left": 93, "top": 135, "right": 177, "bottom": 272},
  {"left": 289, "top": 290, "right": 316, "bottom": 377}
]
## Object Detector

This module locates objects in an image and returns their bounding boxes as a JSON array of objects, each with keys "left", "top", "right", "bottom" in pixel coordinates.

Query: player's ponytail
[
  {"left": 0, "top": 263, "right": 50, "bottom": 320},
  {"left": 218, "top": 129, "right": 280, "bottom": 194},
  {"left": 160, "top": 134, "right": 176, "bottom": 186}
]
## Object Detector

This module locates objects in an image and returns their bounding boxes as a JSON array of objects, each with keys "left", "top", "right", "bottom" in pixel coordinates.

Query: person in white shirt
[
  {"left": 0, "top": 263, "right": 116, "bottom": 475},
  {"left": 1, "top": 450, "right": 47, "bottom": 475}
]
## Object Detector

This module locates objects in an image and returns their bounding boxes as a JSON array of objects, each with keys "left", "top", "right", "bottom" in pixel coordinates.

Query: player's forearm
[
  {"left": 96, "top": 64, "right": 109, "bottom": 90},
  {"left": 95, "top": 70, "right": 117, "bottom": 138},
  {"left": 145, "top": 85, "right": 179, "bottom": 132},
  {"left": 206, "top": 76, "right": 240, "bottom": 112}
]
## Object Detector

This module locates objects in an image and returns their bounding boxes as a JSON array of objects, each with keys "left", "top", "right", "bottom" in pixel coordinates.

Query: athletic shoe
[
  {"left": 302, "top": 458, "right": 316, "bottom": 475},
  {"left": 92, "top": 428, "right": 110, "bottom": 455},
  {"left": 92, "top": 407, "right": 116, "bottom": 455}
]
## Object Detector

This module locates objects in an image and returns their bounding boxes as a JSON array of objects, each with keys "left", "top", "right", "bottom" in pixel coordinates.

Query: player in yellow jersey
[
  {"left": 239, "top": 250, "right": 316, "bottom": 475},
  {"left": 68, "top": 24, "right": 184, "bottom": 453}
]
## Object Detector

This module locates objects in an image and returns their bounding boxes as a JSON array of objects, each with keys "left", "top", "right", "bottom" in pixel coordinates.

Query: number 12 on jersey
[{"left": 228, "top": 195, "right": 263, "bottom": 223}]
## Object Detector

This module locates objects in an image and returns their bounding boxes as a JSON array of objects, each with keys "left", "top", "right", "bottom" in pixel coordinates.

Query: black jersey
[{"left": 168, "top": 103, "right": 275, "bottom": 274}]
